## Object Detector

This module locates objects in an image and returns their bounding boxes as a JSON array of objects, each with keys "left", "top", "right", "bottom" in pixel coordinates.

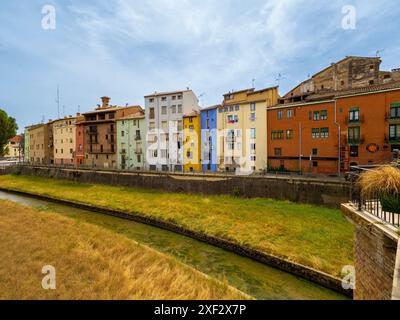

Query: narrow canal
[{"left": 0, "top": 191, "right": 348, "bottom": 300}]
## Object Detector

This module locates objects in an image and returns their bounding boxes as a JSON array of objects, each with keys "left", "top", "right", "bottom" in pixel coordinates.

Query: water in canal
[{"left": 0, "top": 191, "right": 348, "bottom": 300}]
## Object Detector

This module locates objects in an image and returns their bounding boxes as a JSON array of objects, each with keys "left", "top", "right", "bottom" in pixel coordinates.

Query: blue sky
[{"left": 1, "top": 0, "right": 400, "bottom": 132}]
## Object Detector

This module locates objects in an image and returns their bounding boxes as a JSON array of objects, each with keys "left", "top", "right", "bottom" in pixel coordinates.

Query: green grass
[{"left": 0, "top": 174, "right": 354, "bottom": 276}]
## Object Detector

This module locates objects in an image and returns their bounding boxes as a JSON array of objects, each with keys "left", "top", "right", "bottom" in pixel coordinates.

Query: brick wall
[{"left": 342, "top": 204, "right": 399, "bottom": 300}]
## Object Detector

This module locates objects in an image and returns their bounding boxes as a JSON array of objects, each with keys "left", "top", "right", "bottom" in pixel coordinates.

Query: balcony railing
[
  {"left": 386, "top": 112, "right": 400, "bottom": 121},
  {"left": 349, "top": 166, "right": 400, "bottom": 227},
  {"left": 347, "top": 136, "right": 365, "bottom": 145},
  {"left": 345, "top": 115, "right": 365, "bottom": 124}
]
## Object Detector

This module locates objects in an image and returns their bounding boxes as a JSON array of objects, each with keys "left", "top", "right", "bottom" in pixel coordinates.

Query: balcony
[
  {"left": 135, "top": 149, "right": 143, "bottom": 154},
  {"left": 86, "top": 139, "right": 99, "bottom": 145},
  {"left": 85, "top": 129, "right": 98, "bottom": 135},
  {"left": 386, "top": 112, "right": 400, "bottom": 122},
  {"left": 107, "top": 128, "right": 115, "bottom": 134},
  {"left": 348, "top": 136, "right": 365, "bottom": 145},
  {"left": 135, "top": 135, "right": 142, "bottom": 141},
  {"left": 89, "top": 148, "right": 115, "bottom": 154},
  {"left": 346, "top": 115, "right": 365, "bottom": 125}
]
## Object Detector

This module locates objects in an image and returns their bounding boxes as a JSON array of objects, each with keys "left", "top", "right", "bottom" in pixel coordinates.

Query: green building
[{"left": 116, "top": 114, "right": 146, "bottom": 170}]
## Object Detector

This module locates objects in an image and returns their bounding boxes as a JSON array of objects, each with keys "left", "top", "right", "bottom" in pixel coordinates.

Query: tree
[{"left": 0, "top": 109, "right": 18, "bottom": 157}]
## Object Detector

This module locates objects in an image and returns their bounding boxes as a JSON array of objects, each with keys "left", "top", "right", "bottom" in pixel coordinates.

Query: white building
[{"left": 145, "top": 90, "right": 200, "bottom": 171}]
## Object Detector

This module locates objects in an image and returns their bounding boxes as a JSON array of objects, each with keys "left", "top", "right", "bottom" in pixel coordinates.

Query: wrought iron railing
[{"left": 349, "top": 165, "right": 400, "bottom": 227}]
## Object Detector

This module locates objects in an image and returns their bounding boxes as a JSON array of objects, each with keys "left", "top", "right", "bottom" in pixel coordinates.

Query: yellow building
[
  {"left": 53, "top": 116, "right": 77, "bottom": 165},
  {"left": 217, "top": 87, "right": 279, "bottom": 173},
  {"left": 183, "top": 112, "right": 201, "bottom": 172}
]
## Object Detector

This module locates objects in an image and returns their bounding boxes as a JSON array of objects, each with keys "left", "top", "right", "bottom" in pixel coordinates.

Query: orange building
[{"left": 267, "top": 81, "right": 400, "bottom": 175}]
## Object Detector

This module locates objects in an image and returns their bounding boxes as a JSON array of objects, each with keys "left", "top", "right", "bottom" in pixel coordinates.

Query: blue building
[{"left": 200, "top": 105, "right": 220, "bottom": 172}]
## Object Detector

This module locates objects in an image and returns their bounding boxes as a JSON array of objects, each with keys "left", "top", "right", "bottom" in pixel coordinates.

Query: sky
[{"left": 0, "top": 0, "right": 400, "bottom": 132}]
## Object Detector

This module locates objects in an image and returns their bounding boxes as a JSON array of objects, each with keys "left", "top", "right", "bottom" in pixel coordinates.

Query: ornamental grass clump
[{"left": 358, "top": 166, "right": 400, "bottom": 213}]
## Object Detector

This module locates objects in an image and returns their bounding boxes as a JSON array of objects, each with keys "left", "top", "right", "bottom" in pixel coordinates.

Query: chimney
[{"left": 101, "top": 96, "right": 111, "bottom": 109}]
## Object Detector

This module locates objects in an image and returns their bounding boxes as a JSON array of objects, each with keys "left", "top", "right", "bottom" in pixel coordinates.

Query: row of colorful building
[{"left": 22, "top": 56, "right": 400, "bottom": 175}]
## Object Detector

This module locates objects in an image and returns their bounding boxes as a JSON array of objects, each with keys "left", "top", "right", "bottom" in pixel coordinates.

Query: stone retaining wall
[{"left": 4, "top": 165, "right": 350, "bottom": 208}]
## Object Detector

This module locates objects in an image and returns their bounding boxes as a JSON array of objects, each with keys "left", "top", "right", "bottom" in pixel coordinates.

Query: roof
[
  {"left": 223, "top": 88, "right": 254, "bottom": 97},
  {"left": 272, "top": 80, "right": 400, "bottom": 109},
  {"left": 200, "top": 104, "right": 222, "bottom": 111},
  {"left": 183, "top": 111, "right": 200, "bottom": 118},
  {"left": 248, "top": 86, "right": 279, "bottom": 95},
  {"left": 83, "top": 105, "right": 142, "bottom": 116},
  {"left": 144, "top": 90, "right": 192, "bottom": 98},
  {"left": 9, "top": 135, "right": 23, "bottom": 143},
  {"left": 117, "top": 113, "right": 145, "bottom": 121}
]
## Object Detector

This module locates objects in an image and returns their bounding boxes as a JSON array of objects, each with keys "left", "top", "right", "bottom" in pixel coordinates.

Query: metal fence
[{"left": 349, "top": 165, "right": 400, "bottom": 227}]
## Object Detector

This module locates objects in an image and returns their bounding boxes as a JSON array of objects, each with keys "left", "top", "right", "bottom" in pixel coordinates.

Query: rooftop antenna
[
  {"left": 376, "top": 49, "right": 384, "bottom": 57},
  {"left": 275, "top": 73, "right": 283, "bottom": 86},
  {"left": 62, "top": 105, "right": 65, "bottom": 117},
  {"left": 78, "top": 105, "right": 81, "bottom": 113},
  {"left": 41, "top": 115, "right": 45, "bottom": 124},
  {"left": 252, "top": 78, "right": 256, "bottom": 89},
  {"left": 56, "top": 85, "right": 60, "bottom": 119},
  {"left": 198, "top": 93, "right": 206, "bottom": 107}
]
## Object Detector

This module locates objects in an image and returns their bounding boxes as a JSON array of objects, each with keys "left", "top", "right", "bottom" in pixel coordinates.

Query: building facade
[
  {"left": 27, "top": 123, "right": 53, "bottom": 165},
  {"left": 183, "top": 112, "right": 201, "bottom": 172},
  {"left": 217, "top": 87, "right": 279, "bottom": 173},
  {"left": 81, "top": 97, "right": 143, "bottom": 169},
  {"left": 200, "top": 105, "right": 219, "bottom": 172},
  {"left": 53, "top": 116, "right": 77, "bottom": 165},
  {"left": 144, "top": 90, "right": 200, "bottom": 171},
  {"left": 267, "top": 81, "right": 400, "bottom": 175},
  {"left": 116, "top": 114, "right": 146, "bottom": 170},
  {"left": 75, "top": 114, "right": 85, "bottom": 166},
  {"left": 4, "top": 135, "right": 23, "bottom": 159}
]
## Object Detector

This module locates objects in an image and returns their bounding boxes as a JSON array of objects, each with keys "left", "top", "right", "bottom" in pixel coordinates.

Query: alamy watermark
[
  {"left": 341, "top": 265, "right": 356, "bottom": 290},
  {"left": 41, "top": 5, "right": 56, "bottom": 30},
  {"left": 42, "top": 265, "right": 56, "bottom": 290},
  {"left": 341, "top": 5, "right": 357, "bottom": 30}
]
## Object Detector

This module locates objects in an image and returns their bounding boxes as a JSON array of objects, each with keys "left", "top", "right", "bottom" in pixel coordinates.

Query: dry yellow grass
[
  {"left": 0, "top": 200, "right": 249, "bottom": 300},
  {"left": 359, "top": 166, "right": 400, "bottom": 197}
]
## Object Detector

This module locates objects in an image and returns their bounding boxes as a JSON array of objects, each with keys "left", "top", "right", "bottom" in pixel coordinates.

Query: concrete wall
[
  {"left": 342, "top": 203, "right": 400, "bottom": 300},
  {"left": 5, "top": 165, "right": 350, "bottom": 208}
]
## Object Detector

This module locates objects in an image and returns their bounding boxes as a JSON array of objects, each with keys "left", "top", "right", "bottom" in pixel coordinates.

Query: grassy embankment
[
  {"left": 0, "top": 200, "right": 248, "bottom": 300},
  {"left": 0, "top": 175, "right": 354, "bottom": 277}
]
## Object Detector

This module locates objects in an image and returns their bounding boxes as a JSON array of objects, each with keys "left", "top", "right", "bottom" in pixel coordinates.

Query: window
[
  {"left": 233, "top": 105, "right": 239, "bottom": 111},
  {"left": 149, "top": 98, "right": 154, "bottom": 103},
  {"left": 286, "top": 129, "right": 294, "bottom": 139},
  {"left": 389, "top": 124, "right": 400, "bottom": 141},
  {"left": 172, "top": 96, "right": 176, "bottom": 100},
  {"left": 250, "top": 128, "right": 256, "bottom": 139},
  {"left": 149, "top": 108, "right": 155, "bottom": 119},
  {"left": 349, "top": 108, "right": 360, "bottom": 122},
  {"left": 320, "top": 128, "right": 329, "bottom": 139},
  {"left": 161, "top": 97, "right": 167, "bottom": 102},
  {"left": 313, "top": 161, "right": 318, "bottom": 168},
  {"left": 287, "top": 109, "right": 293, "bottom": 119},
  {"left": 121, "top": 131, "right": 125, "bottom": 137},
  {"left": 250, "top": 113, "right": 256, "bottom": 121},
  {"left": 161, "top": 106, "right": 167, "bottom": 115},
  {"left": 350, "top": 146, "right": 359, "bottom": 157},
  {"left": 390, "top": 103, "right": 400, "bottom": 119},
  {"left": 161, "top": 121, "right": 168, "bottom": 130},
  {"left": 320, "top": 110, "right": 328, "bottom": 120},
  {"left": 312, "top": 128, "right": 320, "bottom": 139},
  {"left": 250, "top": 143, "right": 256, "bottom": 151},
  {"left": 271, "top": 131, "right": 284, "bottom": 140},
  {"left": 177, "top": 95, "right": 182, "bottom": 100},
  {"left": 312, "top": 148, "right": 318, "bottom": 156},
  {"left": 278, "top": 111, "right": 283, "bottom": 120},
  {"left": 229, "top": 106, "right": 234, "bottom": 112},
  {"left": 189, "top": 125, "right": 194, "bottom": 133},
  {"left": 274, "top": 148, "right": 282, "bottom": 156},
  {"left": 313, "top": 111, "right": 320, "bottom": 121},
  {"left": 250, "top": 103, "right": 256, "bottom": 111},
  {"left": 171, "top": 105, "right": 177, "bottom": 114},
  {"left": 348, "top": 127, "right": 361, "bottom": 144},
  {"left": 178, "top": 105, "right": 183, "bottom": 113}
]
